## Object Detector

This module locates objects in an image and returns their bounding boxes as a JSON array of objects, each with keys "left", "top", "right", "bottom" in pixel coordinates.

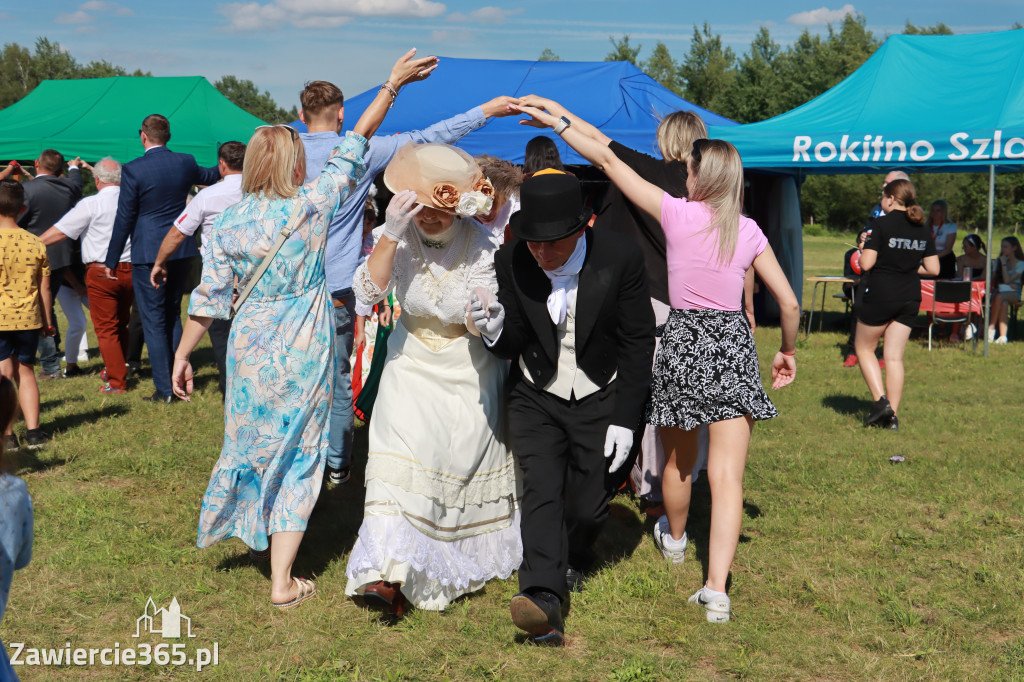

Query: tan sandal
[{"left": 272, "top": 577, "right": 317, "bottom": 610}]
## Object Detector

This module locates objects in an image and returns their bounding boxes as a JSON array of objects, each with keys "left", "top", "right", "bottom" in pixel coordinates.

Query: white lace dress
[{"left": 345, "top": 217, "right": 521, "bottom": 610}]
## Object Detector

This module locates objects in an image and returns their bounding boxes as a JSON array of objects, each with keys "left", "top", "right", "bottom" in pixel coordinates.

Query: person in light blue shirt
[{"left": 298, "top": 76, "right": 518, "bottom": 485}]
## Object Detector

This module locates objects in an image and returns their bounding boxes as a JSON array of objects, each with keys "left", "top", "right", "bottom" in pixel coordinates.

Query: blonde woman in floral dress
[{"left": 171, "top": 50, "right": 439, "bottom": 610}]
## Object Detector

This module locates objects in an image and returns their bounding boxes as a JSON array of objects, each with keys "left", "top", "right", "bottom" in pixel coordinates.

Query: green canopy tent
[{"left": 0, "top": 76, "right": 267, "bottom": 166}]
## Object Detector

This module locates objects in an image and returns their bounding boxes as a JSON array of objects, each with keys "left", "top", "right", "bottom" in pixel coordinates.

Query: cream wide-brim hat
[{"left": 383, "top": 142, "right": 494, "bottom": 216}]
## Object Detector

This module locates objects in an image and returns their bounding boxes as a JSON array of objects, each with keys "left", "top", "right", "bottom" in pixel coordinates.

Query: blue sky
[{"left": 2, "top": 1, "right": 1021, "bottom": 108}]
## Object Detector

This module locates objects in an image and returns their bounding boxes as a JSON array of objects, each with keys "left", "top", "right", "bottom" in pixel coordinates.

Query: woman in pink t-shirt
[{"left": 513, "top": 102, "right": 800, "bottom": 623}]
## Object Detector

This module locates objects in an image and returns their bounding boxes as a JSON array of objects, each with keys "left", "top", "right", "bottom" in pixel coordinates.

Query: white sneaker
[
  {"left": 688, "top": 586, "right": 731, "bottom": 623},
  {"left": 964, "top": 324, "right": 976, "bottom": 341},
  {"left": 652, "top": 515, "right": 686, "bottom": 564},
  {"left": 995, "top": 336, "right": 1008, "bottom": 345},
  {"left": 988, "top": 328, "right": 997, "bottom": 342}
]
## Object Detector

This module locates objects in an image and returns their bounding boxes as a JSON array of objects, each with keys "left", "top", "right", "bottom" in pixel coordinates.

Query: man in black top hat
[{"left": 470, "top": 171, "right": 655, "bottom": 645}]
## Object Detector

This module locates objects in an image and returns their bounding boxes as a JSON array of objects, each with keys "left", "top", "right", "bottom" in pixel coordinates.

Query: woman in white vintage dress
[{"left": 346, "top": 143, "right": 521, "bottom": 614}]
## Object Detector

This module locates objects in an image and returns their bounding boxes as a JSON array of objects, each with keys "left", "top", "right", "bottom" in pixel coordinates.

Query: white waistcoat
[{"left": 519, "top": 295, "right": 614, "bottom": 400}]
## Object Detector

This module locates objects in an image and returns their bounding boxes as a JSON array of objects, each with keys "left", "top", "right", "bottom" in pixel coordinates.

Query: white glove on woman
[
  {"left": 382, "top": 189, "right": 422, "bottom": 243},
  {"left": 604, "top": 425, "right": 634, "bottom": 473},
  {"left": 469, "top": 289, "right": 505, "bottom": 340}
]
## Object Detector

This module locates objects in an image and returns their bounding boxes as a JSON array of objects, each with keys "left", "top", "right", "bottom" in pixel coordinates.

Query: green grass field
[{"left": 2, "top": 233, "right": 1023, "bottom": 681}]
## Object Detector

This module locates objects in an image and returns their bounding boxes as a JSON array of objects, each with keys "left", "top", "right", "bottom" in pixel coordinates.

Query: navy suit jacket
[{"left": 104, "top": 146, "right": 219, "bottom": 268}]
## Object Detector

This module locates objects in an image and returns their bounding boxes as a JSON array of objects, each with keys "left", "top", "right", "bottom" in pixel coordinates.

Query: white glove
[
  {"left": 382, "top": 189, "right": 422, "bottom": 243},
  {"left": 469, "top": 289, "right": 505, "bottom": 340},
  {"left": 603, "top": 425, "right": 633, "bottom": 473}
]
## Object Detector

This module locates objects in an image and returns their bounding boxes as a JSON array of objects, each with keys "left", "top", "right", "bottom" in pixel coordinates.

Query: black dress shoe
[
  {"left": 511, "top": 590, "right": 564, "bottom": 646},
  {"left": 142, "top": 392, "right": 173, "bottom": 404}
]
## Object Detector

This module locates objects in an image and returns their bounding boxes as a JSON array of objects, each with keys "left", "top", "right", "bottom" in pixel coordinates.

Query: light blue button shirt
[{"left": 300, "top": 106, "right": 487, "bottom": 295}]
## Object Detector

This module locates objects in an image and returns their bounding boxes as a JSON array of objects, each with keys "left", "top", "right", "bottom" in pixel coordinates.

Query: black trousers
[
  {"left": 127, "top": 304, "right": 143, "bottom": 365},
  {"left": 508, "top": 378, "right": 618, "bottom": 601}
]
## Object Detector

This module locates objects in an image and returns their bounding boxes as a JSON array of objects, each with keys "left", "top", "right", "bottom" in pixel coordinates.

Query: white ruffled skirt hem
[{"left": 345, "top": 512, "right": 522, "bottom": 611}]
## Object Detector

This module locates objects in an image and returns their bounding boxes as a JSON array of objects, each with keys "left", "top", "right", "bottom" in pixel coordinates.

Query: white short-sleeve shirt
[
  {"left": 172, "top": 174, "right": 243, "bottom": 239},
  {"left": 54, "top": 186, "right": 130, "bottom": 264}
]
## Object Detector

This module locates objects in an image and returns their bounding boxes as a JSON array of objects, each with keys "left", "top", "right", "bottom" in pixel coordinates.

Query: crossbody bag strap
[{"left": 231, "top": 201, "right": 310, "bottom": 317}]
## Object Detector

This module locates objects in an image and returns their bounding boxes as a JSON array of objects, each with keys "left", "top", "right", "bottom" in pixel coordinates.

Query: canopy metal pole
[{"left": 984, "top": 165, "right": 995, "bottom": 357}]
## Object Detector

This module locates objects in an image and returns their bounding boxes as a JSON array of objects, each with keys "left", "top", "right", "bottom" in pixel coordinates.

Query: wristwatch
[{"left": 552, "top": 116, "right": 572, "bottom": 135}]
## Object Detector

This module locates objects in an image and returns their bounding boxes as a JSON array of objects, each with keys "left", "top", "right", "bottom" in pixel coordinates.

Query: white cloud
[
  {"left": 57, "top": 2, "right": 134, "bottom": 25},
  {"left": 449, "top": 6, "right": 522, "bottom": 25},
  {"left": 429, "top": 29, "right": 476, "bottom": 43},
  {"left": 787, "top": 4, "right": 855, "bottom": 26},
  {"left": 78, "top": 1, "right": 133, "bottom": 14},
  {"left": 56, "top": 10, "right": 92, "bottom": 24},
  {"left": 220, "top": 0, "right": 445, "bottom": 31}
]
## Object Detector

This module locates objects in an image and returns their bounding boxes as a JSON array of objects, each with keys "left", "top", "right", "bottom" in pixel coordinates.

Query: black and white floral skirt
[{"left": 647, "top": 308, "right": 778, "bottom": 431}]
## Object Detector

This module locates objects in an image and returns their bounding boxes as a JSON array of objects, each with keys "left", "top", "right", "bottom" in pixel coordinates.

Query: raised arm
[
  {"left": 350, "top": 48, "right": 440, "bottom": 140},
  {"left": 515, "top": 95, "right": 612, "bottom": 146},
  {"left": 511, "top": 102, "right": 664, "bottom": 221},
  {"left": 359, "top": 191, "right": 421, "bottom": 299}
]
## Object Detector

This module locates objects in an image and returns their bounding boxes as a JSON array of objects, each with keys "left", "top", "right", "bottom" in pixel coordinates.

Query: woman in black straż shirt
[{"left": 855, "top": 179, "right": 940, "bottom": 431}]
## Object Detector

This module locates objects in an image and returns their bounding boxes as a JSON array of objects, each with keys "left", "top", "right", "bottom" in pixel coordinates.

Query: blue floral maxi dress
[{"left": 191, "top": 133, "right": 367, "bottom": 551}]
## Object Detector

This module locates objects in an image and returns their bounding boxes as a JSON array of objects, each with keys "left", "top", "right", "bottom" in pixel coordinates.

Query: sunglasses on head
[{"left": 256, "top": 124, "right": 299, "bottom": 143}]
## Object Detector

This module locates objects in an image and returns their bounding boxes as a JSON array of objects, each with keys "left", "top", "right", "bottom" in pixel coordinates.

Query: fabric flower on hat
[
  {"left": 456, "top": 190, "right": 494, "bottom": 217},
  {"left": 431, "top": 183, "right": 460, "bottom": 209},
  {"left": 473, "top": 177, "right": 495, "bottom": 198}
]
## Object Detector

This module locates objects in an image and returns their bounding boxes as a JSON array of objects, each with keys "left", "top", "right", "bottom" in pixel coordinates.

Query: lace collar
[{"left": 415, "top": 221, "right": 459, "bottom": 249}]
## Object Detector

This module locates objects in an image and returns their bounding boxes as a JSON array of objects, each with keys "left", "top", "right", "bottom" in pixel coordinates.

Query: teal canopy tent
[
  {"left": 711, "top": 30, "right": 1024, "bottom": 353},
  {"left": 0, "top": 76, "right": 267, "bottom": 166}
]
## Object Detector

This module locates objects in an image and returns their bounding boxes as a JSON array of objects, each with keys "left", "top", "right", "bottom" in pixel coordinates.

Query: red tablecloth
[{"left": 919, "top": 280, "right": 985, "bottom": 315}]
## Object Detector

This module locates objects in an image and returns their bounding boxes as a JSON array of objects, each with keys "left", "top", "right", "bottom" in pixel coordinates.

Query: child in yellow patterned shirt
[{"left": 0, "top": 179, "right": 54, "bottom": 450}]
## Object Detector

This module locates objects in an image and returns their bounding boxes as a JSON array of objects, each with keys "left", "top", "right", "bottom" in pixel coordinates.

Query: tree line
[
  {"left": 2, "top": 20, "right": 1022, "bottom": 233},
  {"left": 543, "top": 15, "right": 1024, "bottom": 233}
]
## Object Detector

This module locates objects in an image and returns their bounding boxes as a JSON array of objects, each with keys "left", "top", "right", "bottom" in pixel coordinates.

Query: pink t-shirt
[{"left": 661, "top": 194, "right": 768, "bottom": 311}]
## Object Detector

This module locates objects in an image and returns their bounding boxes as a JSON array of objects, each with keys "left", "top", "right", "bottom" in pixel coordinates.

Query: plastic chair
[{"left": 928, "top": 280, "right": 974, "bottom": 351}]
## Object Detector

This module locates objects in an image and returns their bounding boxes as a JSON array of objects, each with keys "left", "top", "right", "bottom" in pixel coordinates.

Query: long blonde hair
[
  {"left": 656, "top": 111, "right": 708, "bottom": 164},
  {"left": 242, "top": 126, "right": 305, "bottom": 199},
  {"left": 688, "top": 139, "right": 744, "bottom": 263}
]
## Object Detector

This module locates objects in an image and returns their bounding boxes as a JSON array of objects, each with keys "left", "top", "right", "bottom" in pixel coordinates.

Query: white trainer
[
  {"left": 688, "top": 586, "right": 731, "bottom": 623},
  {"left": 995, "top": 336, "right": 1008, "bottom": 345},
  {"left": 964, "top": 323, "right": 976, "bottom": 341},
  {"left": 652, "top": 515, "right": 686, "bottom": 564},
  {"left": 988, "top": 327, "right": 997, "bottom": 342}
]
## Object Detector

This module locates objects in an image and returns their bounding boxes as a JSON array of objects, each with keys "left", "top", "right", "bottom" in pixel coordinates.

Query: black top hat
[{"left": 509, "top": 172, "right": 592, "bottom": 242}]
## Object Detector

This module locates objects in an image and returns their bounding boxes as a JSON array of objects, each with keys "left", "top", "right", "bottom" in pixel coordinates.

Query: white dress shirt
[
  {"left": 54, "top": 186, "right": 129, "bottom": 263},
  {"left": 172, "top": 174, "right": 243, "bottom": 239}
]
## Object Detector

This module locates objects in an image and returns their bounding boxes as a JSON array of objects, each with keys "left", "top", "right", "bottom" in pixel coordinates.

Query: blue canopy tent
[
  {"left": 711, "top": 30, "right": 1024, "bottom": 352},
  {"left": 291, "top": 57, "right": 736, "bottom": 163}
]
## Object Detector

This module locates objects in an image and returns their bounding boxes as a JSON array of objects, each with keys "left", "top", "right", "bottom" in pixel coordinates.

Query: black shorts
[
  {"left": 856, "top": 296, "right": 919, "bottom": 328},
  {"left": 0, "top": 328, "right": 40, "bottom": 364}
]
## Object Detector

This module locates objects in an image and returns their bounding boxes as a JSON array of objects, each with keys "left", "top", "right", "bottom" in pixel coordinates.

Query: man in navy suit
[{"left": 104, "top": 114, "right": 219, "bottom": 402}]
